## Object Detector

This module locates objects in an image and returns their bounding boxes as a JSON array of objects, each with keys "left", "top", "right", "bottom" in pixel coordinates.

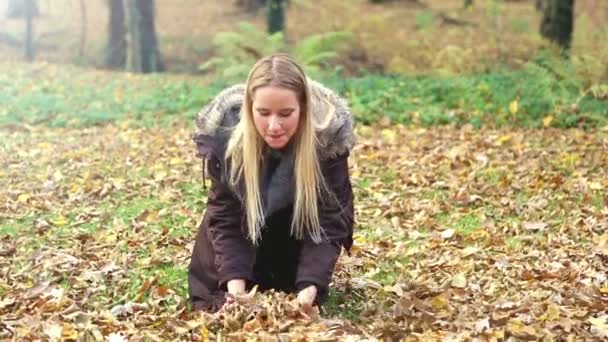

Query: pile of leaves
[
  {"left": 1, "top": 121, "right": 607, "bottom": 340},
  {"left": 193, "top": 288, "right": 367, "bottom": 340}
]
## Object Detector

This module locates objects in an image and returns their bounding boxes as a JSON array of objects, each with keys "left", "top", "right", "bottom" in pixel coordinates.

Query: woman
[{"left": 188, "top": 54, "right": 355, "bottom": 312}]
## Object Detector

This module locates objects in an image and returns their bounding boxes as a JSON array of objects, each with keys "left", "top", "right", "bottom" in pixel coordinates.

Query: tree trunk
[
  {"left": 7, "top": 0, "right": 38, "bottom": 18},
  {"left": 25, "top": 0, "right": 35, "bottom": 61},
  {"left": 79, "top": 0, "right": 86, "bottom": 59},
  {"left": 267, "top": 0, "right": 285, "bottom": 35},
  {"left": 539, "top": 0, "right": 574, "bottom": 51},
  {"left": 123, "top": 0, "right": 164, "bottom": 73},
  {"left": 105, "top": 0, "right": 127, "bottom": 69}
]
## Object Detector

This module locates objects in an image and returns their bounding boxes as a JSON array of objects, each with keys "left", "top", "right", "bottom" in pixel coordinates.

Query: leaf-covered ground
[{"left": 1, "top": 123, "right": 607, "bottom": 340}]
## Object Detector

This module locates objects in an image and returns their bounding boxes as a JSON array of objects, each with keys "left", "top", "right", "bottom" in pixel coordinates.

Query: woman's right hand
[{"left": 227, "top": 279, "right": 246, "bottom": 296}]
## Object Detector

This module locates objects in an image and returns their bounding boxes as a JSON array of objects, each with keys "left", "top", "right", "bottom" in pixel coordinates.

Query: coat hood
[{"left": 194, "top": 79, "right": 356, "bottom": 160}]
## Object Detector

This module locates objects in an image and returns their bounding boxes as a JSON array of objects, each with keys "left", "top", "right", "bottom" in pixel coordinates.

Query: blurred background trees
[
  {"left": 0, "top": 0, "right": 605, "bottom": 78},
  {"left": 0, "top": 0, "right": 605, "bottom": 129},
  {"left": 6, "top": 0, "right": 38, "bottom": 18}
]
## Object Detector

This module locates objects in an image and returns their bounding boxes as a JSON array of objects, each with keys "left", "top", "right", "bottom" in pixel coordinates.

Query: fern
[{"left": 199, "top": 22, "right": 351, "bottom": 82}]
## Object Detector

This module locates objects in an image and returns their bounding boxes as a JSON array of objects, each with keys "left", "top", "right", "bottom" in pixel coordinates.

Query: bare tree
[
  {"left": 538, "top": 0, "right": 574, "bottom": 51},
  {"left": 267, "top": 0, "right": 285, "bottom": 34},
  {"left": 123, "top": 0, "right": 164, "bottom": 73},
  {"left": 79, "top": 0, "right": 86, "bottom": 59},
  {"left": 105, "top": 0, "right": 127, "bottom": 68},
  {"left": 24, "top": 0, "right": 35, "bottom": 61},
  {"left": 7, "top": 0, "right": 38, "bottom": 18}
]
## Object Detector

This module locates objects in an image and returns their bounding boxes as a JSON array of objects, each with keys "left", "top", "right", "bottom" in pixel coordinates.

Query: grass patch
[
  {"left": 380, "top": 169, "right": 397, "bottom": 183},
  {"left": 2, "top": 61, "right": 606, "bottom": 130},
  {"left": 126, "top": 265, "right": 189, "bottom": 302},
  {"left": 454, "top": 214, "right": 481, "bottom": 236},
  {"left": 592, "top": 193, "right": 606, "bottom": 210},
  {"left": 176, "top": 181, "right": 208, "bottom": 211},
  {"left": 0, "top": 223, "right": 20, "bottom": 236},
  {"left": 506, "top": 237, "right": 523, "bottom": 252},
  {"left": 421, "top": 189, "right": 447, "bottom": 201},
  {"left": 367, "top": 256, "right": 409, "bottom": 286},
  {"left": 323, "top": 288, "right": 365, "bottom": 322},
  {"left": 477, "top": 167, "right": 506, "bottom": 184}
]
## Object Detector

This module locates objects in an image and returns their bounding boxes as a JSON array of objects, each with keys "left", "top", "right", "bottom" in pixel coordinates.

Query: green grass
[
  {"left": 0, "top": 223, "right": 20, "bottom": 236},
  {"left": 477, "top": 167, "right": 506, "bottom": 184},
  {"left": 506, "top": 237, "right": 523, "bottom": 252},
  {"left": 126, "top": 265, "right": 189, "bottom": 302},
  {"left": 592, "top": 193, "right": 606, "bottom": 210},
  {"left": 176, "top": 181, "right": 208, "bottom": 211},
  {"left": 367, "top": 256, "right": 409, "bottom": 286},
  {"left": 1, "top": 59, "right": 606, "bottom": 130},
  {"left": 421, "top": 189, "right": 447, "bottom": 201},
  {"left": 380, "top": 169, "right": 397, "bottom": 183},
  {"left": 454, "top": 214, "right": 481, "bottom": 236},
  {"left": 323, "top": 288, "right": 365, "bottom": 322}
]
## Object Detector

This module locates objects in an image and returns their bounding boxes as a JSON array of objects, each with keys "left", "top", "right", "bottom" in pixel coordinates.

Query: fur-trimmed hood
[{"left": 194, "top": 79, "right": 356, "bottom": 160}]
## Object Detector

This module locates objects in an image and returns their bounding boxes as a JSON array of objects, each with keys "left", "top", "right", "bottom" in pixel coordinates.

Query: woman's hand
[
  {"left": 227, "top": 279, "right": 246, "bottom": 296},
  {"left": 297, "top": 285, "right": 317, "bottom": 306}
]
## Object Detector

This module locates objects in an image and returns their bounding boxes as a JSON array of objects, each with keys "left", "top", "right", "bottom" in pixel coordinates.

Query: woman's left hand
[{"left": 297, "top": 285, "right": 317, "bottom": 306}]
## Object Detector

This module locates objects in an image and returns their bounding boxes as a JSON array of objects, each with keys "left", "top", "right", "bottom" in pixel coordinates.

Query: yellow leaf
[
  {"left": 17, "top": 193, "right": 31, "bottom": 204},
  {"left": 145, "top": 210, "right": 158, "bottom": 223},
  {"left": 201, "top": 323, "right": 209, "bottom": 341},
  {"left": 539, "top": 304, "right": 560, "bottom": 322},
  {"left": 509, "top": 100, "right": 518, "bottom": 115},
  {"left": 543, "top": 115, "right": 553, "bottom": 127},
  {"left": 381, "top": 129, "right": 396, "bottom": 144},
  {"left": 589, "top": 182, "right": 602, "bottom": 190},
  {"left": 118, "top": 120, "right": 130, "bottom": 129},
  {"left": 496, "top": 134, "right": 512, "bottom": 146},
  {"left": 507, "top": 319, "right": 539, "bottom": 339},
  {"left": 170, "top": 157, "right": 184, "bottom": 165},
  {"left": 52, "top": 216, "right": 67, "bottom": 227},
  {"left": 492, "top": 329, "right": 505, "bottom": 339},
  {"left": 37, "top": 142, "right": 51, "bottom": 150},
  {"left": 431, "top": 294, "right": 448, "bottom": 310},
  {"left": 61, "top": 323, "right": 78, "bottom": 340},
  {"left": 599, "top": 286, "right": 608, "bottom": 294},
  {"left": 69, "top": 184, "right": 81, "bottom": 194}
]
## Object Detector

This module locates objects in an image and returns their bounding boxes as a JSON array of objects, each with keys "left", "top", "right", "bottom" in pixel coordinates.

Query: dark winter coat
[{"left": 188, "top": 80, "right": 356, "bottom": 312}]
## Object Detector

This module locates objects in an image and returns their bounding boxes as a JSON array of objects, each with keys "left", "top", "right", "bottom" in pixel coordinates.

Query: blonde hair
[{"left": 225, "top": 54, "right": 326, "bottom": 244}]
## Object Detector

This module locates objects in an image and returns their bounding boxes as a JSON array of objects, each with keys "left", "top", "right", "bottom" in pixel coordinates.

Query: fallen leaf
[
  {"left": 522, "top": 221, "right": 547, "bottom": 231},
  {"left": 509, "top": 100, "right": 519, "bottom": 115},
  {"left": 451, "top": 273, "right": 467, "bottom": 288},
  {"left": 588, "top": 316, "right": 608, "bottom": 338},
  {"left": 474, "top": 317, "right": 490, "bottom": 334},
  {"left": 441, "top": 228, "right": 456, "bottom": 239}
]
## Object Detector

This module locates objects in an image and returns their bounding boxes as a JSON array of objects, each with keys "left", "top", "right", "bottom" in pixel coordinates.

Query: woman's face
[{"left": 251, "top": 86, "right": 301, "bottom": 150}]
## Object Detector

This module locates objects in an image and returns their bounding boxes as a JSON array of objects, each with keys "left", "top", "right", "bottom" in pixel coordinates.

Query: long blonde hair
[{"left": 225, "top": 54, "right": 325, "bottom": 244}]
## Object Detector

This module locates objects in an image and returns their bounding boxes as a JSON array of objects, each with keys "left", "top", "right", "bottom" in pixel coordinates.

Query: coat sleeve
[
  {"left": 204, "top": 154, "right": 256, "bottom": 288},
  {"left": 295, "top": 152, "right": 354, "bottom": 303}
]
